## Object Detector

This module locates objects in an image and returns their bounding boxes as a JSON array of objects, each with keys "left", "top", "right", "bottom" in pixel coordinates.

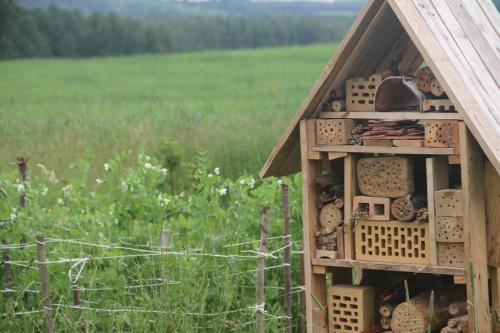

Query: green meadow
[{"left": 0, "top": 44, "right": 337, "bottom": 180}]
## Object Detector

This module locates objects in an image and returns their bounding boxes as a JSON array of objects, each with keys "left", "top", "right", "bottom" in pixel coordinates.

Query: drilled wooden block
[
  {"left": 357, "top": 157, "right": 414, "bottom": 198},
  {"left": 354, "top": 220, "right": 430, "bottom": 264},
  {"left": 328, "top": 284, "right": 375, "bottom": 333},
  {"left": 316, "top": 119, "right": 354, "bottom": 145},
  {"left": 436, "top": 217, "right": 464, "bottom": 242},
  {"left": 346, "top": 74, "right": 382, "bottom": 112},
  {"left": 437, "top": 242, "right": 465, "bottom": 268},
  {"left": 423, "top": 99, "right": 455, "bottom": 112},
  {"left": 424, "top": 120, "right": 459, "bottom": 148},
  {"left": 434, "top": 189, "right": 463, "bottom": 217},
  {"left": 353, "top": 196, "right": 391, "bottom": 221}
]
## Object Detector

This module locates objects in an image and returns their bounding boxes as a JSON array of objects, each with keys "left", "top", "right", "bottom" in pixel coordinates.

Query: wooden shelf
[
  {"left": 313, "top": 145, "right": 454, "bottom": 155},
  {"left": 319, "top": 111, "right": 461, "bottom": 120},
  {"left": 311, "top": 258, "right": 465, "bottom": 276}
]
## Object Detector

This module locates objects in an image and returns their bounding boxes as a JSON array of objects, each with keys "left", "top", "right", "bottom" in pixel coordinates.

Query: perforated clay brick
[
  {"left": 328, "top": 284, "right": 375, "bottom": 333},
  {"left": 357, "top": 156, "right": 414, "bottom": 198},
  {"left": 437, "top": 242, "right": 465, "bottom": 268},
  {"left": 436, "top": 217, "right": 464, "bottom": 242},
  {"left": 316, "top": 119, "right": 354, "bottom": 145},
  {"left": 355, "top": 220, "right": 430, "bottom": 264},
  {"left": 346, "top": 74, "right": 382, "bottom": 112}
]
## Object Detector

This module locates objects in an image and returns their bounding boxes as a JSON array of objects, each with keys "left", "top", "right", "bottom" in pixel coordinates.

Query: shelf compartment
[
  {"left": 319, "top": 111, "right": 461, "bottom": 120},
  {"left": 311, "top": 258, "right": 465, "bottom": 276},
  {"left": 313, "top": 145, "right": 454, "bottom": 155}
]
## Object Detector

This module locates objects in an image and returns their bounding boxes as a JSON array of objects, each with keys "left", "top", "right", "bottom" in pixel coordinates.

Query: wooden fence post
[
  {"left": 16, "top": 156, "right": 29, "bottom": 208},
  {"left": 256, "top": 206, "right": 270, "bottom": 333},
  {"left": 281, "top": 184, "right": 292, "bottom": 333},
  {"left": 299, "top": 249, "right": 306, "bottom": 333},
  {"left": 36, "top": 234, "right": 54, "bottom": 333},
  {"left": 2, "top": 240, "right": 13, "bottom": 293}
]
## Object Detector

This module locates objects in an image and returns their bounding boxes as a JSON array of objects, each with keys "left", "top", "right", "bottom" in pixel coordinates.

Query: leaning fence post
[
  {"left": 256, "top": 206, "right": 270, "bottom": 333},
  {"left": 281, "top": 184, "right": 292, "bottom": 333},
  {"left": 2, "top": 240, "right": 13, "bottom": 294},
  {"left": 36, "top": 234, "right": 54, "bottom": 333},
  {"left": 299, "top": 248, "right": 306, "bottom": 333}
]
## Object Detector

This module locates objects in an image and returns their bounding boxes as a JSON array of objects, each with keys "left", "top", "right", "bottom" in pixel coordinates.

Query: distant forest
[{"left": 0, "top": 0, "right": 354, "bottom": 58}]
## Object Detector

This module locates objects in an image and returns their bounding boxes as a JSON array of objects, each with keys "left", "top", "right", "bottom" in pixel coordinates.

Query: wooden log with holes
[
  {"left": 390, "top": 194, "right": 426, "bottom": 222},
  {"left": 415, "top": 66, "right": 434, "bottom": 93},
  {"left": 379, "top": 303, "right": 397, "bottom": 318},
  {"left": 331, "top": 99, "right": 346, "bottom": 112},
  {"left": 391, "top": 290, "right": 452, "bottom": 333},
  {"left": 430, "top": 78, "right": 445, "bottom": 97},
  {"left": 448, "top": 302, "right": 467, "bottom": 317},
  {"left": 440, "top": 315, "right": 469, "bottom": 333}
]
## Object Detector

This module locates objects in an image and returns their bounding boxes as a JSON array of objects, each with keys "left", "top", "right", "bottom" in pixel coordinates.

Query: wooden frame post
[
  {"left": 300, "top": 120, "right": 327, "bottom": 333},
  {"left": 459, "top": 123, "right": 492, "bottom": 333},
  {"left": 343, "top": 154, "right": 357, "bottom": 260}
]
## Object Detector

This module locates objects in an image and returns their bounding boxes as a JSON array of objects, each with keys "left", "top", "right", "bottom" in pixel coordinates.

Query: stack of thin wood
[{"left": 361, "top": 120, "right": 424, "bottom": 144}]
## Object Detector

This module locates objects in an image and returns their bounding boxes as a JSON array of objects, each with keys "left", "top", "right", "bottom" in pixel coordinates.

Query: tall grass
[{"left": 0, "top": 44, "right": 337, "bottom": 180}]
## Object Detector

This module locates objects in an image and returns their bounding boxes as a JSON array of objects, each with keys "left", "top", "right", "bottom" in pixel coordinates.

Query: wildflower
[
  {"left": 144, "top": 163, "right": 153, "bottom": 170},
  {"left": 57, "top": 198, "right": 64, "bottom": 205},
  {"left": 96, "top": 178, "right": 103, "bottom": 185},
  {"left": 37, "top": 163, "right": 58, "bottom": 184},
  {"left": 160, "top": 168, "right": 168, "bottom": 176},
  {"left": 277, "top": 179, "right": 283, "bottom": 186},
  {"left": 179, "top": 191, "right": 185, "bottom": 198},
  {"left": 218, "top": 187, "right": 228, "bottom": 196},
  {"left": 16, "top": 183, "right": 25, "bottom": 194},
  {"left": 104, "top": 163, "right": 111, "bottom": 172},
  {"left": 208, "top": 173, "right": 213, "bottom": 178},
  {"left": 41, "top": 187, "right": 48, "bottom": 196},
  {"left": 239, "top": 179, "right": 246, "bottom": 185},
  {"left": 9, "top": 208, "right": 16, "bottom": 221},
  {"left": 214, "top": 167, "right": 220, "bottom": 175},
  {"left": 248, "top": 178, "right": 256, "bottom": 189},
  {"left": 158, "top": 194, "right": 170, "bottom": 207},
  {"left": 62, "top": 185, "right": 72, "bottom": 198}
]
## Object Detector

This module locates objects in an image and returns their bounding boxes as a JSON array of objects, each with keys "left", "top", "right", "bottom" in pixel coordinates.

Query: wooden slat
[
  {"left": 428, "top": 0, "right": 500, "bottom": 104},
  {"left": 485, "top": 160, "right": 500, "bottom": 267},
  {"left": 343, "top": 155, "right": 357, "bottom": 260},
  {"left": 259, "top": 0, "right": 385, "bottom": 178},
  {"left": 476, "top": 0, "right": 500, "bottom": 36},
  {"left": 313, "top": 145, "right": 454, "bottom": 155},
  {"left": 319, "top": 111, "right": 462, "bottom": 120},
  {"left": 426, "top": 157, "right": 450, "bottom": 265},
  {"left": 300, "top": 120, "right": 327, "bottom": 333},
  {"left": 388, "top": 0, "right": 500, "bottom": 175},
  {"left": 459, "top": 122, "right": 492, "bottom": 333},
  {"left": 491, "top": 266, "right": 500, "bottom": 331},
  {"left": 311, "top": 258, "right": 465, "bottom": 276}
]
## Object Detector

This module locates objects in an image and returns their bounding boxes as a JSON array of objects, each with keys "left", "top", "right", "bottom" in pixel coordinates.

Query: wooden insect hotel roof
[{"left": 260, "top": 0, "right": 500, "bottom": 178}]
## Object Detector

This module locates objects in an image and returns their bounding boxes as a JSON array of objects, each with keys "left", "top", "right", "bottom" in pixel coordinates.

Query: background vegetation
[
  {"left": 0, "top": 0, "right": 352, "bottom": 58},
  {"left": 0, "top": 44, "right": 337, "bottom": 183}
]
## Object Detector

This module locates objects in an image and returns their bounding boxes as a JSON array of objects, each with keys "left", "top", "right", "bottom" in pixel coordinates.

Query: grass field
[{"left": 0, "top": 44, "right": 337, "bottom": 181}]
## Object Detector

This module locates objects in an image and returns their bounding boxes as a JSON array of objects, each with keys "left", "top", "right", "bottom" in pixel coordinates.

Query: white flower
[
  {"left": 9, "top": 208, "right": 17, "bottom": 221},
  {"left": 248, "top": 178, "right": 256, "bottom": 189},
  {"left": 158, "top": 194, "right": 170, "bottom": 207},
  {"left": 218, "top": 187, "right": 228, "bottom": 196},
  {"left": 239, "top": 179, "right": 246, "bottom": 185},
  {"left": 57, "top": 198, "right": 64, "bottom": 205},
  {"left": 160, "top": 168, "right": 168, "bottom": 175},
  {"left": 37, "top": 163, "right": 58, "bottom": 184},
  {"left": 277, "top": 179, "right": 283, "bottom": 186},
  {"left": 208, "top": 173, "right": 213, "bottom": 178},
  {"left": 62, "top": 185, "right": 72, "bottom": 197},
  {"left": 179, "top": 191, "right": 185, "bottom": 198},
  {"left": 41, "top": 187, "right": 48, "bottom": 196},
  {"left": 96, "top": 178, "right": 103, "bottom": 185},
  {"left": 104, "top": 163, "right": 111, "bottom": 172},
  {"left": 16, "top": 183, "right": 25, "bottom": 193},
  {"left": 214, "top": 167, "right": 220, "bottom": 175},
  {"left": 144, "top": 163, "right": 153, "bottom": 170}
]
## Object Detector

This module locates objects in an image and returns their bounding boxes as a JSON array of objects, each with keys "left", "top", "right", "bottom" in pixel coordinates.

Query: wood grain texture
[
  {"left": 459, "top": 122, "right": 492, "bottom": 333},
  {"left": 485, "top": 160, "right": 500, "bottom": 267},
  {"left": 299, "top": 120, "right": 327, "bottom": 333}
]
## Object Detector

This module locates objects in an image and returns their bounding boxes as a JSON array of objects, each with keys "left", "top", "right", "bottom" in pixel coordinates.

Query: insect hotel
[{"left": 261, "top": 1, "right": 499, "bottom": 332}]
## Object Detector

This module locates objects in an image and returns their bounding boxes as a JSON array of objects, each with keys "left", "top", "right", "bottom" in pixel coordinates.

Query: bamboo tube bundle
[
  {"left": 415, "top": 67, "right": 434, "bottom": 93},
  {"left": 391, "top": 194, "right": 426, "bottom": 222}
]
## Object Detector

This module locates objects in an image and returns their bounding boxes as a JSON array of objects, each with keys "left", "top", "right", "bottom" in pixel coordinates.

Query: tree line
[{"left": 0, "top": 0, "right": 353, "bottom": 59}]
